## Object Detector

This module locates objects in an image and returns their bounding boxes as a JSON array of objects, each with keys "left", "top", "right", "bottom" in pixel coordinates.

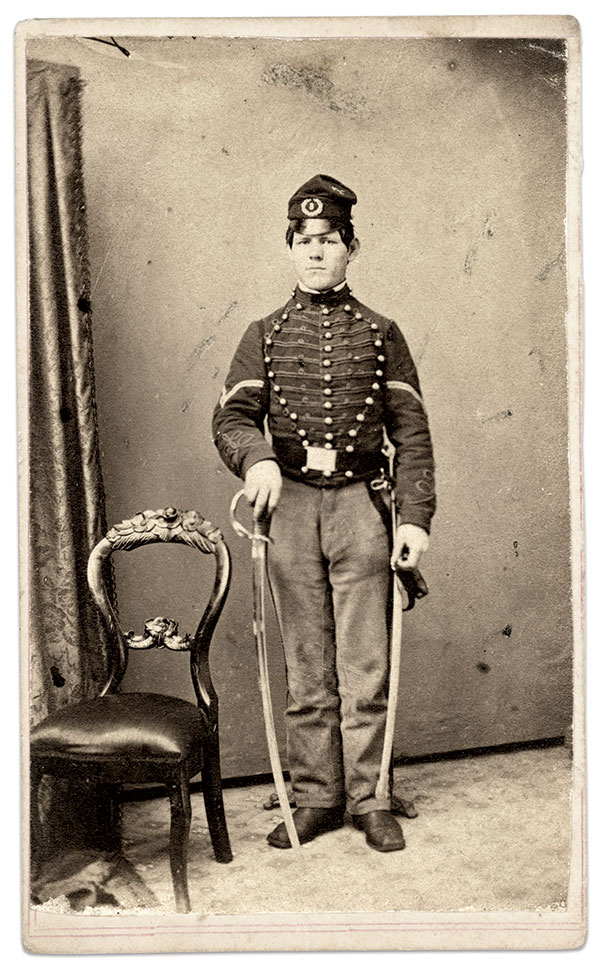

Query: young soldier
[{"left": 212, "top": 174, "right": 435, "bottom": 852}]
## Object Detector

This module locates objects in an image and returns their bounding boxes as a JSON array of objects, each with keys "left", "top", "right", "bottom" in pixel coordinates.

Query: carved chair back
[{"left": 87, "top": 507, "right": 231, "bottom": 727}]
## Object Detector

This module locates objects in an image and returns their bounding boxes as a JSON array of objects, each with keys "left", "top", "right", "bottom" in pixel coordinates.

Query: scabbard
[
  {"left": 376, "top": 570, "right": 403, "bottom": 803},
  {"left": 375, "top": 474, "right": 403, "bottom": 803}
]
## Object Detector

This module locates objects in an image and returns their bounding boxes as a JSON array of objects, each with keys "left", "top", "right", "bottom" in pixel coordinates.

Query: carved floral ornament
[
  {"left": 125, "top": 615, "right": 192, "bottom": 652},
  {"left": 106, "top": 507, "right": 222, "bottom": 553}
]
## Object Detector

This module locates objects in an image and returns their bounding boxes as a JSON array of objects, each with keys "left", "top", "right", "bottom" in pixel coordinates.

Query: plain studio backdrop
[{"left": 25, "top": 32, "right": 571, "bottom": 778}]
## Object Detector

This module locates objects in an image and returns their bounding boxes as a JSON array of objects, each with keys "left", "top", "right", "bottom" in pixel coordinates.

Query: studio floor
[{"left": 108, "top": 743, "right": 572, "bottom": 916}]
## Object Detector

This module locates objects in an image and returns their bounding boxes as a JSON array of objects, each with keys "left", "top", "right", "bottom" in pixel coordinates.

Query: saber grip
[
  {"left": 394, "top": 566, "right": 428, "bottom": 611},
  {"left": 253, "top": 513, "right": 272, "bottom": 540}
]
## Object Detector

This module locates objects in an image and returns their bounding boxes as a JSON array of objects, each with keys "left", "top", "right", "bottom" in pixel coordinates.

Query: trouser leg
[
  {"left": 322, "top": 483, "right": 393, "bottom": 816},
  {"left": 268, "top": 479, "right": 344, "bottom": 808}
]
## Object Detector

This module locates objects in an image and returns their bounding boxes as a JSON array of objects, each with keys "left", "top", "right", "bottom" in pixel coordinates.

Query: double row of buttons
[{"left": 264, "top": 300, "right": 386, "bottom": 477}]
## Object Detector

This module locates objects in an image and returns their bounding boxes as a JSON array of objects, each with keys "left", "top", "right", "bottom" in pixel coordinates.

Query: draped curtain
[{"left": 27, "top": 59, "right": 112, "bottom": 726}]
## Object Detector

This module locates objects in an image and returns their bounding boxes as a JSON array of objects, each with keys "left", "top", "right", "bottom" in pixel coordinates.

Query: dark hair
[{"left": 286, "top": 217, "right": 355, "bottom": 250}]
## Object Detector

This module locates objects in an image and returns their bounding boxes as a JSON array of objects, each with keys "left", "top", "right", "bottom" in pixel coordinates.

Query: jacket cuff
[
  {"left": 398, "top": 508, "right": 433, "bottom": 534},
  {"left": 241, "top": 447, "right": 279, "bottom": 480}
]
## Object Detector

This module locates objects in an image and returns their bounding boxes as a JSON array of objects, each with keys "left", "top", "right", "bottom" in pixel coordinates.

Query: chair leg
[
  {"left": 166, "top": 770, "right": 192, "bottom": 914},
  {"left": 98, "top": 782, "right": 122, "bottom": 851},
  {"left": 201, "top": 739, "right": 233, "bottom": 864},
  {"left": 30, "top": 763, "right": 44, "bottom": 877}
]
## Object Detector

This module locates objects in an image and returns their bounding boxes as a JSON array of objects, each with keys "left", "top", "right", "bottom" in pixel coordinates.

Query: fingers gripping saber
[
  {"left": 230, "top": 490, "right": 301, "bottom": 850},
  {"left": 373, "top": 460, "right": 428, "bottom": 804}
]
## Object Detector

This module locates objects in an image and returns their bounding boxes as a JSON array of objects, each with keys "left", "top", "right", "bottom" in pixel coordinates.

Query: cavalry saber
[{"left": 230, "top": 489, "right": 301, "bottom": 850}]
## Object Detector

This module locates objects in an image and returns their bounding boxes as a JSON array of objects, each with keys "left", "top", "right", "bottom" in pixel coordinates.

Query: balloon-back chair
[{"left": 30, "top": 507, "right": 233, "bottom": 913}]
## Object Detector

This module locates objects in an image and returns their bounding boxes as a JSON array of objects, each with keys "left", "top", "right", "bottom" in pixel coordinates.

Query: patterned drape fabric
[{"left": 27, "top": 60, "right": 112, "bottom": 725}]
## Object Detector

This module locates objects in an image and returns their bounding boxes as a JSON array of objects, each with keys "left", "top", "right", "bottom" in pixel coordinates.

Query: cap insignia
[{"left": 301, "top": 197, "right": 324, "bottom": 216}]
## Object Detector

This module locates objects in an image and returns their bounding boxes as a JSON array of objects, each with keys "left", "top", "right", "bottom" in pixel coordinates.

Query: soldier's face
[{"left": 289, "top": 219, "right": 359, "bottom": 291}]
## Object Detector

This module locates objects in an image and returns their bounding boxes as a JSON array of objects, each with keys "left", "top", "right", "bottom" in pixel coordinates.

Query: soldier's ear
[{"left": 347, "top": 237, "right": 360, "bottom": 262}]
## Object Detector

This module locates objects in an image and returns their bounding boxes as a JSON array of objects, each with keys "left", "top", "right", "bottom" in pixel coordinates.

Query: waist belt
[{"left": 277, "top": 446, "right": 384, "bottom": 488}]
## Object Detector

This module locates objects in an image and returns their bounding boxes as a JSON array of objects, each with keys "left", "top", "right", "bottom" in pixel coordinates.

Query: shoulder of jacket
[
  {"left": 350, "top": 296, "right": 396, "bottom": 330},
  {"left": 239, "top": 303, "right": 289, "bottom": 339},
  {"left": 259, "top": 301, "right": 292, "bottom": 327}
]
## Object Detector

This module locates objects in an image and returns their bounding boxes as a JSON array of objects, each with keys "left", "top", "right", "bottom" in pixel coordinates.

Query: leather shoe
[
  {"left": 267, "top": 806, "right": 346, "bottom": 849},
  {"left": 352, "top": 810, "right": 405, "bottom": 852}
]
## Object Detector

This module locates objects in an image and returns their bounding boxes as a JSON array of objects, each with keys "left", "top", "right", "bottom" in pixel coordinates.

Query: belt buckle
[{"left": 305, "top": 446, "right": 338, "bottom": 473}]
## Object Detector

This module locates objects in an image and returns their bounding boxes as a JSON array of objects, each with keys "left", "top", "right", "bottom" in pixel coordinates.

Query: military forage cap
[{"left": 288, "top": 173, "right": 357, "bottom": 220}]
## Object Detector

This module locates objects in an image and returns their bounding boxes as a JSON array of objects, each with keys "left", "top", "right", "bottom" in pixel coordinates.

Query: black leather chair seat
[{"left": 30, "top": 693, "right": 209, "bottom": 762}]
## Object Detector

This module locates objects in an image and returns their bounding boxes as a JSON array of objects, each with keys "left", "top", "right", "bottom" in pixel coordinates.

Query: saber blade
[{"left": 252, "top": 532, "right": 300, "bottom": 850}]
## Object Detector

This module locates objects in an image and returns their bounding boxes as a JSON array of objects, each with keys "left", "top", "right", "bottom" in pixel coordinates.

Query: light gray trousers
[{"left": 268, "top": 476, "right": 392, "bottom": 816}]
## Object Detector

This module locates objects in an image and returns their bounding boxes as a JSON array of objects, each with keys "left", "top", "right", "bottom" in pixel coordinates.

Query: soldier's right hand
[{"left": 244, "top": 460, "right": 282, "bottom": 520}]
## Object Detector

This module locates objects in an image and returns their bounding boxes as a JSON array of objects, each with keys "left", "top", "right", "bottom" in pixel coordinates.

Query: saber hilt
[
  {"left": 371, "top": 458, "right": 429, "bottom": 611},
  {"left": 229, "top": 490, "right": 271, "bottom": 543}
]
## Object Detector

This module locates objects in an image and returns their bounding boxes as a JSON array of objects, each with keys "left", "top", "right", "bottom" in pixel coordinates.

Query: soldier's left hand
[{"left": 391, "top": 524, "right": 429, "bottom": 571}]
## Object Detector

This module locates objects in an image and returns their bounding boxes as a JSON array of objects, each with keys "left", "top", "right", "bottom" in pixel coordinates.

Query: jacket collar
[{"left": 293, "top": 281, "right": 352, "bottom": 307}]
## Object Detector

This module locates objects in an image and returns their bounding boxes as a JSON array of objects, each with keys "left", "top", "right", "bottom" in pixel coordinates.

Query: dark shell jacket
[{"left": 212, "top": 283, "right": 436, "bottom": 532}]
